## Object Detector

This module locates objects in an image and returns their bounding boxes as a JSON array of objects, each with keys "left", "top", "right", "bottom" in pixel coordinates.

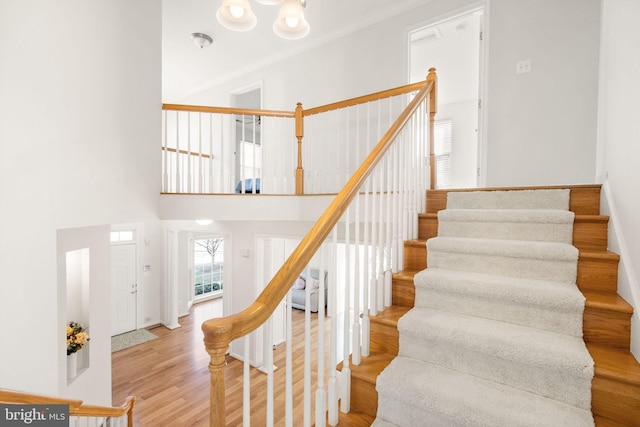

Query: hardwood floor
[{"left": 112, "top": 299, "right": 348, "bottom": 426}]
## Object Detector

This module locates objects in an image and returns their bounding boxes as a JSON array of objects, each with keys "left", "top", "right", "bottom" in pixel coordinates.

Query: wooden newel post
[
  {"left": 427, "top": 67, "right": 438, "bottom": 190},
  {"left": 295, "top": 102, "right": 304, "bottom": 195},
  {"left": 203, "top": 325, "right": 231, "bottom": 426}
]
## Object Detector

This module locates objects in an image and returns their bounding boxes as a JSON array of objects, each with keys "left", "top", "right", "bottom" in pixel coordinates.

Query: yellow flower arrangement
[{"left": 67, "top": 322, "right": 90, "bottom": 355}]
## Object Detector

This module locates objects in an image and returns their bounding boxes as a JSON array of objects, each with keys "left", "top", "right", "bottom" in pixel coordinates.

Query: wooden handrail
[
  {"left": 0, "top": 389, "right": 135, "bottom": 425},
  {"left": 303, "top": 80, "right": 429, "bottom": 117},
  {"left": 202, "top": 70, "right": 436, "bottom": 426},
  {"left": 161, "top": 146, "right": 212, "bottom": 159},
  {"left": 162, "top": 103, "right": 295, "bottom": 118}
]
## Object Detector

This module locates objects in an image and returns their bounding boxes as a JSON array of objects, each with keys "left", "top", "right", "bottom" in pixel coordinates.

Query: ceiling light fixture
[
  {"left": 217, "top": 0, "right": 257, "bottom": 31},
  {"left": 217, "top": 0, "right": 310, "bottom": 40},
  {"left": 195, "top": 219, "right": 213, "bottom": 225},
  {"left": 191, "top": 32, "right": 214, "bottom": 48}
]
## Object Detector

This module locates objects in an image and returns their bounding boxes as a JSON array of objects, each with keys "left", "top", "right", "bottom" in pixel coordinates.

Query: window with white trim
[{"left": 194, "top": 237, "right": 224, "bottom": 299}]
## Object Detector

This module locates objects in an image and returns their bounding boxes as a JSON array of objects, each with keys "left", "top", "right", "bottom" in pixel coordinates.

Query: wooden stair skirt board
[{"left": 339, "top": 185, "right": 640, "bottom": 427}]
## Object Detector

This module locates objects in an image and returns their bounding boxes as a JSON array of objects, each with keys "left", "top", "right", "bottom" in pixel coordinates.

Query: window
[
  {"left": 434, "top": 119, "right": 452, "bottom": 189},
  {"left": 110, "top": 230, "right": 134, "bottom": 243},
  {"left": 194, "top": 238, "right": 224, "bottom": 298}
]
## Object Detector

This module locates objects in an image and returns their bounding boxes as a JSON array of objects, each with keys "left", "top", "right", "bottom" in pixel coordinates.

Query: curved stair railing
[
  {"left": 0, "top": 389, "right": 135, "bottom": 427},
  {"left": 202, "top": 69, "right": 437, "bottom": 426}
]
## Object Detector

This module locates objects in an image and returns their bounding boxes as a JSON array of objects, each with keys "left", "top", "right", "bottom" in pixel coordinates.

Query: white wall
[
  {"left": 439, "top": 100, "right": 479, "bottom": 188},
  {"left": 57, "top": 226, "right": 111, "bottom": 405},
  {"left": 179, "top": 0, "right": 480, "bottom": 109},
  {"left": 485, "top": 0, "right": 601, "bottom": 186},
  {"left": 180, "top": 0, "right": 601, "bottom": 189},
  {"left": 597, "top": 0, "right": 640, "bottom": 357},
  {"left": 0, "top": 1, "right": 161, "bottom": 402}
]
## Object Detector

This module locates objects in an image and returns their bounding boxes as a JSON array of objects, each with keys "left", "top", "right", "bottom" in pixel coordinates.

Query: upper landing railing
[
  {"left": 162, "top": 70, "right": 438, "bottom": 196},
  {"left": 199, "top": 69, "right": 437, "bottom": 426}
]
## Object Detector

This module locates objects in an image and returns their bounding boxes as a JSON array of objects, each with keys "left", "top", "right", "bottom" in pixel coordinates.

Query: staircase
[{"left": 341, "top": 185, "right": 640, "bottom": 426}]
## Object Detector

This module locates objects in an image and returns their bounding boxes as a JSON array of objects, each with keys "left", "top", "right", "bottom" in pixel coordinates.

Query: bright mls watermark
[{"left": 0, "top": 405, "right": 68, "bottom": 426}]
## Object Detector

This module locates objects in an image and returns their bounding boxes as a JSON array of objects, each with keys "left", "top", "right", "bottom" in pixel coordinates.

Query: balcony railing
[{"left": 162, "top": 73, "right": 436, "bottom": 196}]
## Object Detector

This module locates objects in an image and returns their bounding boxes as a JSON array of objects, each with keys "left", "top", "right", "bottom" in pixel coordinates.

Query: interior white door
[{"left": 111, "top": 244, "right": 137, "bottom": 336}]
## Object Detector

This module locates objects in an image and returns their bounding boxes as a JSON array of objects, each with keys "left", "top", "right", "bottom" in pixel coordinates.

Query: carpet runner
[{"left": 373, "top": 189, "right": 594, "bottom": 426}]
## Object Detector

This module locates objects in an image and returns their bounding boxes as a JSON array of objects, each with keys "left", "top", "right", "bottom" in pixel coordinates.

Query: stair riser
[
  {"left": 369, "top": 322, "right": 399, "bottom": 355},
  {"left": 391, "top": 277, "right": 414, "bottom": 307},
  {"left": 350, "top": 376, "right": 378, "bottom": 418},
  {"left": 577, "top": 257, "right": 619, "bottom": 293},
  {"left": 403, "top": 243, "right": 426, "bottom": 271},
  {"left": 573, "top": 220, "right": 608, "bottom": 250},
  {"left": 418, "top": 215, "right": 438, "bottom": 241},
  {"left": 592, "top": 376, "right": 640, "bottom": 426},
  {"left": 584, "top": 307, "right": 631, "bottom": 349}
]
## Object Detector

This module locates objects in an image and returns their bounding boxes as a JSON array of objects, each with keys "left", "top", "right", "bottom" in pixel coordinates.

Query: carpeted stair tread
[
  {"left": 438, "top": 208, "right": 574, "bottom": 244},
  {"left": 428, "top": 236, "right": 578, "bottom": 283},
  {"left": 398, "top": 307, "right": 594, "bottom": 408},
  {"left": 413, "top": 268, "right": 585, "bottom": 336},
  {"left": 375, "top": 356, "right": 595, "bottom": 427},
  {"left": 446, "top": 188, "right": 570, "bottom": 210}
]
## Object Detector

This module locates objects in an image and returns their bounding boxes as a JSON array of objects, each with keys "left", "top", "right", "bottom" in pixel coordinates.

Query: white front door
[{"left": 111, "top": 244, "right": 137, "bottom": 336}]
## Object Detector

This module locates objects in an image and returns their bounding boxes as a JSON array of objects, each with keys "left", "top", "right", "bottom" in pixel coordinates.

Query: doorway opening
[
  {"left": 231, "top": 84, "right": 262, "bottom": 193},
  {"left": 409, "top": 8, "right": 484, "bottom": 188},
  {"left": 110, "top": 229, "right": 137, "bottom": 336}
]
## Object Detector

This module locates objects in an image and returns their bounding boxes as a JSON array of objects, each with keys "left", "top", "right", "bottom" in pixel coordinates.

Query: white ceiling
[{"left": 162, "top": 0, "right": 429, "bottom": 102}]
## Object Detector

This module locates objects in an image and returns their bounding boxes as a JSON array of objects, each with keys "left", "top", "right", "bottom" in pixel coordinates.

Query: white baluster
[
  {"left": 370, "top": 166, "right": 378, "bottom": 317},
  {"left": 316, "top": 243, "right": 327, "bottom": 427},
  {"left": 286, "top": 289, "right": 293, "bottom": 426},
  {"left": 175, "top": 111, "right": 181, "bottom": 193},
  {"left": 187, "top": 112, "right": 192, "bottom": 193},
  {"left": 304, "top": 264, "right": 312, "bottom": 427},
  {"left": 384, "top": 100, "right": 394, "bottom": 307},
  {"left": 243, "top": 334, "right": 251, "bottom": 427},
  {"left": 198, "top": 112, "right": 203, "bottom": 193},
  {"left": 377, "top": 158, "right": 385, "bottom": 314},
  {"left": 252, "top": 114, "right": 257, "bottom": 194},
  {"left": 352, "top": 193, "right": 361, "bottom": 366},
  {"left": 264, "top": 317, "right": 274, "bottom": 427},
  {"left": 341, "top": 207, "right": 351, "bottom": 413},
  {"left": 240, "top": 114, "right": 246, "bottom": 193},
  {"left": 263, "top": 238, "right": 274, "bottom": 427},
  {"left": 362, "top": 103, "right": 372, "bottom": 355},
  {"left": 328, "top": 228, "right": 339, "bottom": 426},
  {"left": 163, "top": 110, "right": 168, "bottom": 192},
  {"left": 209, "top": 113, "right": 214, "bottom": 193}
]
